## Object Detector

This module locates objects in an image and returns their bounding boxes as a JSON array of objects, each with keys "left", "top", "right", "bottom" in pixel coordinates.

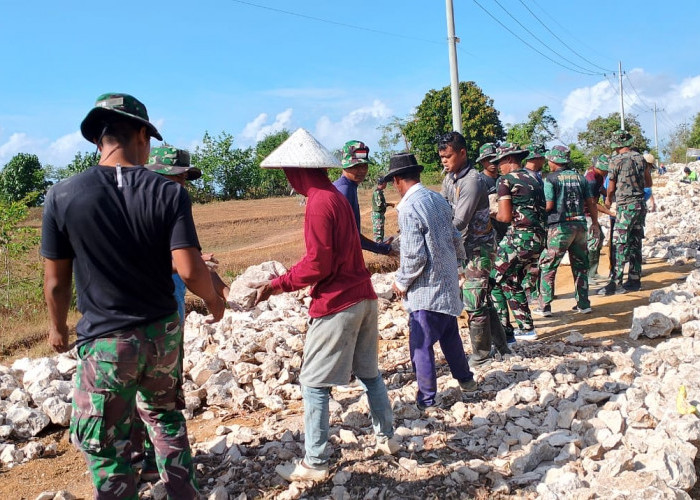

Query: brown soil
[{"left": 1, "top": 189, "right": 696, "bottom": 498}]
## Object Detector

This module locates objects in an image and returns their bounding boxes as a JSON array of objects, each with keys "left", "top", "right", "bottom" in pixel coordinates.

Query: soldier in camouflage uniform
[
  {"left": 598, "top": 130, "right": 653, "bottom": 295},
  {"left": 584, "top": 154, "right": 616, "bottom": 283},
  {"left": 490, "top": 143, "right": 546, "bottom": 340},
  {"left": 371, "top": 179, "right": 394, "bottom": 242},
  {"left": 521, "top": 143, "right": 547, "bottom": 304},
  {"left": 536, "top": 146, "right": 599, "bottom": 317},
  {"left": 439, "top": 132, "right": 510, "bottom": 368},
  {"left": 475, "top": 143, "right": 515, "bottom": 343},
  {"left": 41, "top": 93, "right": 224, "bottom": 499}
]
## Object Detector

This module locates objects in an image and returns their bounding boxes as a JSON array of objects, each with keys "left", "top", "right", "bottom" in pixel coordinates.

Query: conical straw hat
[{"left": 260, "top": 128, "right": 341, "bottom": 169}]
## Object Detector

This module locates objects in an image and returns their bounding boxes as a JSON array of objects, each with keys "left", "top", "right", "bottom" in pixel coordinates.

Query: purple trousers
[{"left": 409, "top": 310, "right": 473, "bottom": 407}]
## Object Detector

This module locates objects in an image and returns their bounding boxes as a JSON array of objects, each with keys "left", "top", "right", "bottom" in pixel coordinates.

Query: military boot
[{"left": 468, "top": 318, "right": 493, "bottom": 369}]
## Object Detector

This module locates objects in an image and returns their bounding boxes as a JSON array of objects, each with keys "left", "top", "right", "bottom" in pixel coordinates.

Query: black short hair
[
  {"left": 684, "top": 167, "right": 691, "bottom": 174},
  {"left": 438, "top": 131, "right": 467, "bottom": 152},
  {"left": 98, "top": 119, "right": 143, "bottom": 147},
  {"left": 394, "top": 169, "right": 422, "bottom": 183}
]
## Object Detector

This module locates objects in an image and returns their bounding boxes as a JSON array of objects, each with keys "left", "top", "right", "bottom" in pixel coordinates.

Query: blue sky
[{"left": 1, "top": 0, "right": 699, "bottom": 167}]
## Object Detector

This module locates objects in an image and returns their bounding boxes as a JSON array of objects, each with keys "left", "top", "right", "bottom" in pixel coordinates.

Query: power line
[
  {"left": 228, "top": 0, "right": 444, "bottom": 46},
  {"left": 471, "top": 0, "right": 599, "bottom": 76},
  {"left": 516, "top": 0, "right": 614, "bottom": 73},
  {"left": 489, "top": 0, "right": 605, "bottom": 75}
]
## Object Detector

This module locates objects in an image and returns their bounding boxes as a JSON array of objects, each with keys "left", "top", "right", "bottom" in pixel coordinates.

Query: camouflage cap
[
  {"left": 545, "top": 145, "right": 570, "bottom": 165},
  {"left": 525, "top": 143, "right": 546, "bottom": 160},
  {"left": 341, "top": 140, "right": 370, "bottom": 169},
  {"left": 80, "top": 93, "right": 163, "bottom": 144},
  {"left": 475, "top": 142, "right": 498, "bottom": 163},
  {"left": 146, "top": 146, "right": 201, "bottom": 180},
  {"left": 610, "top": 129, "right": 634, "bottom": 149},
  {"left": 493, "top": 142, "right": 528, "bottom": 163},
  {"left": 595, "top": 154, "right": 610, "bottom": 172}
]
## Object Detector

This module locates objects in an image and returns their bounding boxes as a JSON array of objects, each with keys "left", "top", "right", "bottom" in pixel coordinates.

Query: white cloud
[
  {"left": 0, "top": 133, "right": 41, "bottom": 164},
  {"left": 240, "top": 108, "right": 294, "bottom": 143},
  {"left": 559, "top": 79, "right": 617, "bottom": 133},
  {"left": 314, "top": 99, "right": 392, "bottom": 151},
  {"left": 0, "top": 130, "right": 92, "bottom": 168}
]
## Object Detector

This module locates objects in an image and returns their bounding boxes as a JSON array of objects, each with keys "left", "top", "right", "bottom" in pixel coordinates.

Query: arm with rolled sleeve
[{"left": 394, "top": 209, "right": 427, "bottom": 293}]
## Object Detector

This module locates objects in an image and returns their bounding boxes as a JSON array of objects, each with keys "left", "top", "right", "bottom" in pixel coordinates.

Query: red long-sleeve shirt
[{"left": 271, "top": 168, "right": 376, "bottom": 318}]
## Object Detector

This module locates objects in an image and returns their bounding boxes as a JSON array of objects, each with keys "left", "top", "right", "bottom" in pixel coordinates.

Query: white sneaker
[
  {"left": 513, "top": 328, "right": 538, "bottom": 341},
  {"left": 375, "top": 436, "right": 400, "bottom": 455},
  {"left": 275, "top": 458, "right": 329, "bottom": 482}
]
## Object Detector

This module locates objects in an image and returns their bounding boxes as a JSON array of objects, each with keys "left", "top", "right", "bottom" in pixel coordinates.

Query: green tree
[
  {"left": 663, "top": 122, "right": 691, "bottom": 163},
  {"left": 506, "top": 106, "right": 559, "bottom": 146},
  {"left": 404, "top": 81, "right": 504, "bottom": 167},
  {"left": 251, "top": 130, "right": 291, "bottom": 198},
  {"left": 0, "top": 153, "right": 50, "bottom": 206},
  {"left": 0, "top": 196, "right": 40, "bottom": 307},
  {"left": 375, "top": 116, "right": 410, "bottom": 170},
  {"left": 190, "top": 131, "right": 254, "bottom": 201},
  {"left": 687, "top": 112, "right": 700, "bottom": 149},
  {"left": 568, "top": 144, "right": 589, "bottom": 173},
  {"left": 577, "top": 113, "right": 649, "bottom": 158},
  {"left": 55, "top": 151, "right": 100, "bottom": 181}
]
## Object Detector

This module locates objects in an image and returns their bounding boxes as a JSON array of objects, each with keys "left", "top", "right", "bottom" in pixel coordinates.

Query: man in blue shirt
[
  {"left": 334, "top": 140, "right": 394, "bottom": 255},
  {"left": 386, "top": 153, "right": 476, "bottom": 410}
]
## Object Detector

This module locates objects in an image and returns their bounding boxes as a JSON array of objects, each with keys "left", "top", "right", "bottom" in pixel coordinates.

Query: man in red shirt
[{"left": 252, "top": 131, "right": 398, "bottom": 482}]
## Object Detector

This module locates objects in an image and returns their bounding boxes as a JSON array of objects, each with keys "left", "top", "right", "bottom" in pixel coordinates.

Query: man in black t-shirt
[{"left": 41, "top": 93, "right": 223, "bottom": 499}]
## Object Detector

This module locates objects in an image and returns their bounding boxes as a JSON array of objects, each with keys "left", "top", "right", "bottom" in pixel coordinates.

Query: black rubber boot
[
  {"left": 488, "top": 306, "right": 511, "bottom": 355},
  {"left": 468, "top": 318, "right": 493, "bottom": 368}
]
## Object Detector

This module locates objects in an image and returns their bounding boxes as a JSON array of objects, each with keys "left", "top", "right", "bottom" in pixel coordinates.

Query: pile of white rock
[{"left": 642, "top": 161, "right": 700, "bottom": 267}]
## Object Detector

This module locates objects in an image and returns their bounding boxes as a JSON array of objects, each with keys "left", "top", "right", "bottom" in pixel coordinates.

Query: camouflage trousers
[
  {"left": 71, "top": 312, "right": 197, "bottom": 500},
  {"left": 491, "top": 229, "right": 545, "bottom": 331},
  {"left": 539, "top": 223, "right": 590, "bottom": 309},
  {"left": 462, "top": 245, "right": 495, "bottom": 322},
  {"left": 586, "top": 216, "right": 605, "bottom": 277},
  {"left": 612, "top": 201, "right": 646, "bottom": 284},
  {"left": 371, "top": 211, "right": 385, "bottom": 243}
]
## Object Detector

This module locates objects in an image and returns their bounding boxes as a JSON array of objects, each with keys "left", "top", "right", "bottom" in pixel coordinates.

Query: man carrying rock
[
  {"left": 536, "top": 145, "right": 599, "bottom": 317},
  {"left": 41, "top": 93, "right": 224, "bottom": 498},
  {"left": 252, "top": 130, "right": 398, "bottom": 482},
  {"left": 491, "top": 143, "right": 546, "bottom": 340},
  {"left": 334, "top": 140, "right": 394, "bottom": 255},
  {"left": 385, "top": 153, "right": 476, "bottom": 411},
  {"left": 599, "top": 130, "right": 653, "bottom": 295},
  {"left": 439, "top": 132, "right": 509, "bottom": 368}
]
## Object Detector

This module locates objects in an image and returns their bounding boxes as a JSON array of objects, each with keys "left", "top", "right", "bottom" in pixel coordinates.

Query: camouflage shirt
[
  {"left": 371, "top": 188, "right": 387, "bottom": 213},
  {"left": 608, "top": 151, "right": 647, "bottom": 203},
  {"left": 441, "top": 163, "right": 495, "bottom": 256},
  {"left": 496, "top": 168, "right": 546, "bottom": 232},
  {"left": 544, "top": 167, "right": 592, "bottom": 225}
]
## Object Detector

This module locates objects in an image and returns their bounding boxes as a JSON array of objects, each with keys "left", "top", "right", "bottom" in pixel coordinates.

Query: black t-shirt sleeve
[
  {"left": 170, "top": 186, "right": 201, "bottom": 251},
  {"left": 40, "top": 189, "right": 75, "bottom": 260}
]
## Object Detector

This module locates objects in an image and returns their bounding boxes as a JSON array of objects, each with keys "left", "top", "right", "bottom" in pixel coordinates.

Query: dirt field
[{"left": 1, "top": 187, "right": 696, "bottom": 498}]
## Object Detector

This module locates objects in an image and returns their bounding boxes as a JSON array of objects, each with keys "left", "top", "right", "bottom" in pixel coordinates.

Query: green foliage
[
  {"left": 375, "top": 116, "right": 410, "bottom": 170},
  {"left": 250, "top": 130, "right": 291, "bottom": 198},
  {"left": 506, "top": 106, "right": 559, "bottom": 146},
  {"left": 577, "top": 113, "right": 649, "bottom": 158},
  {"left": 54, "top": 151, "right": 100, "bottom": 181},
  {"left": 0, "top": 153, "right": 50, "bottom": 206},
  {"left": 663, "top": 122, "right": 691, "bottom": 163},
  {"left": 568, "top": 144, "right": 590, "bottom": 173},
  {"left": 190, "top": 131, "right": 255, "bottom": 201},
  {"left": 688, "top": 112, "right": 700, "bottom": 149},
  {"left": 403, "top": 81, "right": 504, "bottom": 167},
  {"left": 0, "top": 196, "right": 40, "bottom": 307}
]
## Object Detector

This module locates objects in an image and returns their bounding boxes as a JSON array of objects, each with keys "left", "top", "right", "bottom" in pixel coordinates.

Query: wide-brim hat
[
  {"left": 610, "top": 129, "right": 634, "bottom": 149},
  {"left": 475, "top": 142, "right": 498, "bottom": 163},
  {"left": 493, "top": 142, "right": 528, "bottom": 164},
  {"left": 342, "top": 140, "right": 370, "bottom": 169},
  {"left": 380, "top": 152, "right": 424, "bottom": 183},
  {"left": 146, "top": 146, "right": 201, "bottom": 180},
  {"left": 81, "top": 93, "right": 162, "bottom": 144},
  {"left": 260, "top": 128, "right": 340, "bottom": 169},
  {"left": 525, "top": 143, "right": 546, "bottom": 160},
  {"left": 595, "top": 154, "right": 610, "bottom": 172},
  {"left": 545, "top": 145, "right": 571, "bottom": 165}
]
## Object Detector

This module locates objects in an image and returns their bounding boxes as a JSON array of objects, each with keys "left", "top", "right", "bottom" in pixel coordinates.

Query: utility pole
[
  {"left": 652, "top": 103, "right": 664, "bottom": 165},
  {"left": 618, "top": 61, "right": 625, "bottom": 130},
  {"left": 446, "top": 0, "right": 462, "bottom": 133}
]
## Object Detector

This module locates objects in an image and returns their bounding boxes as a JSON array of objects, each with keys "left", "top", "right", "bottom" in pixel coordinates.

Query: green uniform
[
  {"left": 608, "top": 151, "right": 647, "bottom": 285},
  {"left": 491, "top": 168, "right": 546, "bottom": 331},
  {"left": 371, "top": 187, "right": 388, "bottom": 242},
  {"left": 539, "top": 167, "right": 592, "bottom": 309}
]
